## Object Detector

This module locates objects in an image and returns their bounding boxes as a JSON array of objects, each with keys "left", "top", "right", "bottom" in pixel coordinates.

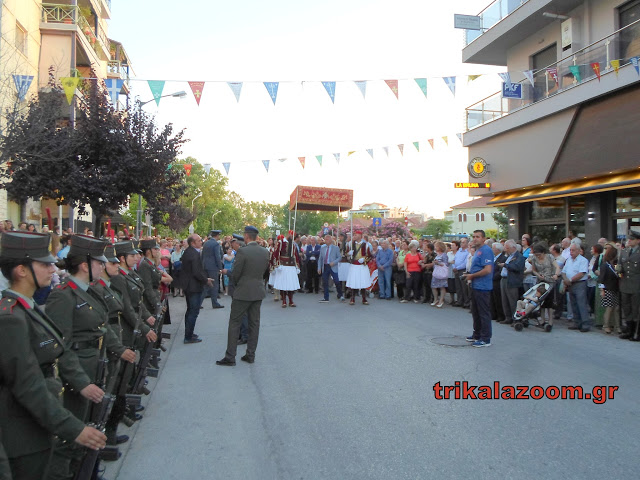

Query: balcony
[
  {"left": 462, "top": 0, "right": 584, "bottom": 65},
  {"left": 465, "top": 18, "right": 640, "bottom": 133}
]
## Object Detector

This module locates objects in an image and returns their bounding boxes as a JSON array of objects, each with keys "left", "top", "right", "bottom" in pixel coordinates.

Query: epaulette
[
  {"left": 98, "top": 279, "right": 107, "bottom": 287},
  {"left": 0, "top": 296, "right": 29, "bottom": 314},
  {"left": 56, "top": 282, "right": 70, "bottom": 290}
]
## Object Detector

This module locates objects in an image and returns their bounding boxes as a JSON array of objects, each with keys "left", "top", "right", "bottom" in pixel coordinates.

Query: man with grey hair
[
  {"left": 497, "top": 240, "right": 525, "bottom": 324},
  {"left": 491, "top": 242, "right": 507, "bottom": 322},
  {"left": 562, "top": 243, "right": 591, "bottom": 332},
  {"left": 376, "top": 240, "right": 394, "bottom": 299}
]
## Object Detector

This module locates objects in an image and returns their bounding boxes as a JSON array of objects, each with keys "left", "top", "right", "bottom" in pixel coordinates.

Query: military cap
[
  {"left": 114, "top": 240, "right": 138, "bottom": 257},
  {"left": 104, "top": 244, "right": 119, "bottom": 263},
  {"left": 68, "top": 235, "right": 108, "bottom": 263},
  {"left": 628, "top": 230, "right": 640, "bottom": 240},
  {"left": 210, "top": 230, "right": 222, "bottom": 237},
  {"left": 0, "top": 232, "right": 57, "bottom": 263},
  {"left": 232, "top": 234, "right": 244, "bottom": 241},
  {"left": 132, "top": 239, "right": 143, "bottom": 254},
  {"left": 244, "top": 226, "right": 259, "bottom": 235},
  {"left": 139, "top": 239, "right": 160, "bottom": 250}
]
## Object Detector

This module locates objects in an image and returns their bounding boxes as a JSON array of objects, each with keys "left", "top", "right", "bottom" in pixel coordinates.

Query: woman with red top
[{"left": 401, "top": 240, "right": 424, "bottom": 303}]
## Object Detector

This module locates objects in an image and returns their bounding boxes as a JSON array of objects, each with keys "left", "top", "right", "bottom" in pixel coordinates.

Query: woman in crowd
[
  {"left": 597, "top": 245, "right": 620, "bottom": 334},
  {"left": 529, "top": 242, "right": 561, "bottom": 326},
  {"left": 446, "top": 242, "right": 456, "bottom": 305},
  {"left": 588, "top": 244, "right": 604, "bottom": 320},
  {"left": 395, "top": 240, "right": 408, "bottom": 301},
  {"left": 223, "top": 246, "right": 235, "bottom": 295},
  {"left": 401, "top": 240, "right": 423, "bottom": 304},
  {"left": 170, "top": 240, "right": 184, "bottom": 297},
  {"left": 421, "top": 243, "right": 436, "bottom": 304},
  {"left": 430, "top": 241, "right": 449, "bottom": 308}
]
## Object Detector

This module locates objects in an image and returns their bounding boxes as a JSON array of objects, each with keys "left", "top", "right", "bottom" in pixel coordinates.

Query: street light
[
  {"left": 211, "top": 210, "right": 221, "bottom": 229},
  {"left": 188, "top": 191, "right": 203, "bottom": 234},
  {"left": 138, "top": 90, "right": 187, "bottom": 107}
]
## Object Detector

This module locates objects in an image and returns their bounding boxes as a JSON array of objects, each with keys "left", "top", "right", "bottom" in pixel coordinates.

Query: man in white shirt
[{"left": 561, "top": 243, "right": 591, "bottom": 332}]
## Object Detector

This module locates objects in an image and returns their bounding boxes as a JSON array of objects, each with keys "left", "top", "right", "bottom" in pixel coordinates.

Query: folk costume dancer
[
  {"left": 0, "top": 232, "right": 105, "bottom": 480},
  {"left": 269, "top": 237, "right": 282, "bottom": 302},
  {"left": 346, "top": 230, "right": 372, "bottom": 306},
  {"left": 272, "top": 233, "right": 301, "bottom": 308},
  {"left": 338, "top": 233, "right": 351, "bottom": 299}
]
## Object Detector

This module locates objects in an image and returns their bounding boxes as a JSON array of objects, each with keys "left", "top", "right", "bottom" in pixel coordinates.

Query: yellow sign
[
  {"left": 454, "top": 183, "right": 491, "bottom": 188},
  {"left": 468, "top": 157, "right": 488, "bottom": 178}
]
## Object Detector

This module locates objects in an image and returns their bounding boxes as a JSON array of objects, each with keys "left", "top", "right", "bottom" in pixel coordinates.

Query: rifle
[
  {"left": 149, "top": 298, "right": 168, "bottom": 369},
  {"left": 130, "top": 302, "right": 165, "bottom": 396}
]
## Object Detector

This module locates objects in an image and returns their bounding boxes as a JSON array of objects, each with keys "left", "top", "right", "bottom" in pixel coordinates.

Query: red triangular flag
[
  {"left": 298, "top": 157, "right": 305, "bottom": 169},
  {"left": 591, "top": 62, "right": 601, "bottom": 81},
  {"left": 188, "top": 81, "right": 205, "bottom": 106},
  {"left": 385, "top": 80, "right": 399, "bottom": 99},
  {"left": 184, "top": 164, "right": 192, "bottom": 176}
]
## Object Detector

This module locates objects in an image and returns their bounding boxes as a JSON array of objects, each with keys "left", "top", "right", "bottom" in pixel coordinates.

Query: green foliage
[
  {"left": 351, "top": 210, "right": 382, "bottom": 220},
  {"left": 492, "top": 207, "right": 509, "bottom": 239},
  {"left": 424, "top": 219, "right": 453, "bottom": 239},
  {"left": 484, "top": 228, "right": 499, "bottom": 240}
]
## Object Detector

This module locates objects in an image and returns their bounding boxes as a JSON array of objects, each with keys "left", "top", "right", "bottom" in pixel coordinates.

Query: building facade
[
  {"left": 462, "top": 0, "right": 640, "bottom": 246},
  {"left": 444, "top": 197, "right": 500, "bottom": 235}
]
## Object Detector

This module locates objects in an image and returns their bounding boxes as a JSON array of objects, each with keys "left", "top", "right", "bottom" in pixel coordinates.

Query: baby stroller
[{"left": 513, "top": 282, "right": 554, "bottom": 332}]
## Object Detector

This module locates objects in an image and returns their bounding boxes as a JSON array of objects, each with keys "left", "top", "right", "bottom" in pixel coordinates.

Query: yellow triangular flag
[
  {"left": 468, "top": 75, "right": 481, "bottom": 82},
  {"left": 61, "top": 77, "right": 81, "bottom": 105},
  {"left": 442, "top": 136, "right": 448, "bottom": 146},
  {"left": 348, "top": 151, "right": 356, "bottom": 156},
  {"left": 610, "top": 59, "right": 620, "bottom": 76}
]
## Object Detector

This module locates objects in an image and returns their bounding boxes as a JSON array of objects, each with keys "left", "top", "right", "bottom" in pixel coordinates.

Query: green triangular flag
[
  {"left": 147, "top": 80, "right": 165, "bottom": 106},
  {"left": 414, "top": 78, "right": 427, "bottom": 98},
  {"left": 316, "top": 155, "right": 322, "bottom": 166},
  {"left": 413, "top": 142, "right": 419, "bottom": 152},
  {"left": 569, "top": 65, "right": 582, "bottom": 82}
]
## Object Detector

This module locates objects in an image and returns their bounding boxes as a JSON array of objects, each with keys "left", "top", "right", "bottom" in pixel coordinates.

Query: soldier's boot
[{"left": 620, "top": 321, "right": 635, "bottom": 339}]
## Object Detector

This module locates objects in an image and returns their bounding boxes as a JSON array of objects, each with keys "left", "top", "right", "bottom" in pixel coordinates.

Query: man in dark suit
[
  {"left": 216, "top": 226, "right": 270, "bottom": 366},
  {"left": 491, "top": 242, "right": 507, "bottom": 321},
  {"left": 304, "top": 236, "right": 321, "bottom": 293},
  {"left": 182, "top": 234, "right": 213, "bottom": 343},
  {"left": 201, "top": 230, "right": 224, "bottom": 309},
  {"left": 498, "top": 240, "right": 525, "bottom": 324}
]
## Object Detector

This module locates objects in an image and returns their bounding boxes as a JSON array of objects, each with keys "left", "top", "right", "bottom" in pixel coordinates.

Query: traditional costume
[
  {"left": 346, "top": 233, "right": 372, "bottom": 305},
  {"left": 273, "top": 235, "right": 301, "bottom": 307},
  {"left": 268, "top": 240, "right": 279, "bottom": 301}
]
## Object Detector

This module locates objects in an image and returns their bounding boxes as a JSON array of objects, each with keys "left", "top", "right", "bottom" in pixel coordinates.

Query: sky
[{"left": 108, "top": 0, "right": 503, "bottom": 218}]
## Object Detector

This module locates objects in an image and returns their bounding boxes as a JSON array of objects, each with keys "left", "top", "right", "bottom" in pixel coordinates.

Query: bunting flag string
[
  {"left": 611, "top": 59, "right": 620, "bottom": 76},
  {"left": 568, "top": 65, "right": 582, "bottom": 83},
  {"left": 467, "top": 75, "right": 481, "bottom": 82},
  {"left": 298, "top": 157, "right": 305, "bottom": 169},
  {"left": 383, "top": 146, "right": 389, "bottom": 156},
  {"left": 348, "top": 151, "right": 356, "bottom": 156},
  {"left": 188, "top": 81, "right": 205, "bottom": 105},
  {"left": 443, "top": 76, "right": 456, "bottom": 96},
  {"left": 228, "top": 82, "right": 243, "bottom": 102},
  {"left": 12, "top": 75, "right": 34, "bottom": 101},
  {"left": 322, "top": 81, "right": 336, "bottom": 103},
  {"left": 262, "top": 160, "right": 270, "bottom": 172},
  {"left": 523, "top": 70, "right": 535, "bottom": 88},
  {"left": 222, "top": 162, "right": 230, "bottom": 175},
  {"left": 278, "top": 158, "right": 287, "bottom": 162},
  {"left": 61, "top": 77, "right": 81, "bottom": 105},
  {"left": 147, "top": 80, "right": 165, "bottom": 106},
  {"left": 591, "top": 62, "right": 601, "bottom": 81},
  {"left": 264, "top": 82, "right": 279, "bottom": 104},
  {"left": 631, "top": 56, "right": 639, "bottom": 75},
  {"left": 456, "top": 133, "right": 463, "bottom": 143},
  {"left": 366, "top": 149, "right": 374, "bottom": 159},
  {"left": 316, "top": 155, "right": 323, "bottom": 166},
  {"left": 183, "top": 164, "right": 192, "bottom": 176},
  {"left": 354, "top": 80, "right": 367, "bottom": 98},
  {"left": 414, "top": 78, "right": 427, "bottom": 98},
  {"left": 333, "top": 153, "right": 340, "bottom": 163},
  {"left": 398, "top": 144, "right": 404, "bottom": 155},
  {"left": 498, "top": 72, "right": 512, "bottom": 89},
  {"left": 104, "top": 78, "right": 124, "bottom": 105},
  {"left": 442, "top": 136, "right": 448, "bottom": 146},
  {"left": 384, "top": 80, "right": 399, "bottom": 99},
  {"left": 428, "top": 139, "right": 434, "bottom": 149},
  {"left": 413, "top": 142, "right": 419, "bottom": 152},
  {"left": 547, "top": 68, "right": 559, "bottom": 86}
]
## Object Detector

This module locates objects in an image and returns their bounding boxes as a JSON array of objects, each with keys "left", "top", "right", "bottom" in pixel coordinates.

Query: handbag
[
  {"left": 173, "top": 260, "right": 182, "bottom": 270},
  {"left": 433, "top": 264, "right": 448, "bottom": 280}
]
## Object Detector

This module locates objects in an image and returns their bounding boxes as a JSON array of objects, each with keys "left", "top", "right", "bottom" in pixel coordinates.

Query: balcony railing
[
  {"left": 41, "top": 4, "right": 107, "bottom": 59},
  {"left": 465, "top": 18, "right": 640, "bottom": 131},
  {"left": 465, "top": 0, "right": 530, "bottom": 46},
  {"left": 108, "top": 60, "right": 131, "bottom": 83}
]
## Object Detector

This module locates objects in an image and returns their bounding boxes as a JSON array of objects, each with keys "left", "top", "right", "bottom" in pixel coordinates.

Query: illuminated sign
[
  {"left": 454, "top": 183, "right": 491, "bottom": 188},
  {"left": 468, "top": 157, "right": 488, "bottom": 178}
]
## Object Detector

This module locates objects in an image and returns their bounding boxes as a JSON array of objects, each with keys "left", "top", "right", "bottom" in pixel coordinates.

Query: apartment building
[
  {"left": 461, "top": 0, "right": 640, "bottom": 246},
  {"left": 0, "top": 0, "right": 132, "bottom": 230}
]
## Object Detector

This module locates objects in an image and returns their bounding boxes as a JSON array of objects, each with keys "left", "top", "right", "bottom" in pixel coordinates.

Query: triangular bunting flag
[
  {"left": 147, "top": 80, "right": 165, "bottom": 106},
  {"left": 385, "top": 80, "right": 399, "bottom": 99},
  {"left": 262, "top": 160, "right": 270, "bottom": 172},
  {"left": 222, "top": 162, "right": 230, "bottom": 175},
  {"left": 354, "top": 80, "right": 367, "bottom": 98},
  {"left": 366, "top": 149, "right": 374, "bottom": 159},
  {"left": 227, "top": 82, "right": 243, "bottom": 102},
  {"left": 442, "top": 136, "right": 448, "bottom": 146},
  {"left": 184, "top": 164, "right": 192, "bottom": 176},
  {"left": 413, "top": 142, "right": 419, "bottom": 152},
  {"left": 428, "top": 139, "right": 434, "bottom": 149},
  {"left": 333, "top": 153, "right": 340, "bottom": 163},
  {"left": 398, "top": 144, "right": 404, "bottom": 155},
  {"left": 278, "top": 158, "right": 287, "bottom": 162},
  {"left": 498, "top": 72, "right": 512, "bottom": 88},
  {"left": 298, "top": 157, "right": 305, "bottom": 169},
  {"left": 12, "top": 75, "right": 34, "bottom": 101},
  {"left": 443, "top": 77, "right": 456, "bottom": 96},
  {"left": 104, "top": 78, "right": 124, "bottom": 105},
  {"left": 203, "top": 164, "right": 212, "bottom": 175},
  {"left": 414, "top": 78, "right": 427, "bottom": 98},
  {"left": 348, "top": 151, "right": 356, "bottom": 156},
  {"left": 467, "top": 75, "right": 481, "bottom": 82},
  {"left": 321, "top": 81, "right": 336, "bottom": 103},
  {"left": 316, "top": 155, "right": 323, "bottom": 166},
  {"left": 631, "top": 56, "right": 639, "bottom": 75},
  {"left": 547, "top": 68, "right": 559, "bottom": 86},
  {"left": 523, "top": 70, "right": 535, "bottom": 88},
  {"left": 383, "top": 147, "right": 389, "bottom": 156},
  {"left": 188, "top": 81, "right": 205, "bottom": 105},
  {"left": 456, "top": 133, "right": 463, "bottom": 143},
  {"left": 568, "top": 65, "right": 582, "bottom": 83},
  {"left": 264, "top": 82, "right": 279, "bottom": 104},
  {"left": 61, "top": 77, "right": 81, "bottom": 105},
  {"left": 591, "top": 62, "right": 601, "bottom": 81},
  {"left": 610, "top": 59, "right": 620, "bottom": 76}
]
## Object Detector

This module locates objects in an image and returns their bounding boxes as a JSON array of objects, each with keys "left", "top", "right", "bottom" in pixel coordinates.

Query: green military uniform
[
  {"left": 0, "top": 232, "right": 85, "bottom": 480},
  {"left": 0, "top": 437, "right": 10, "bottom": 480},
  {"left": 137, "top": 239, "right": 162, "bottom": 315},
  {"left": 618, "top": 230, "right": 640, "bottom": 339},
  {"left": 45, "top": 235, "right": 110, "bottom": 480}
]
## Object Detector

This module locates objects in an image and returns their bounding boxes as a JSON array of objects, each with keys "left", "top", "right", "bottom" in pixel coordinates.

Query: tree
[
  {"left": 424, "top": 219, "right": 453, "bottom": 239},
  {"left": 352, "top": 210, "right": 382, "bottom": 220},
  {"left": 492, "top": 207, "right": 509, "bottom": 239}
]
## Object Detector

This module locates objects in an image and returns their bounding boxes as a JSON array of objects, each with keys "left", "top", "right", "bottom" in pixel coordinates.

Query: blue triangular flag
[
  {"left": 354, "top": 80, "right": 367, "bottom": 99},
  {"left": 262, "top": 160, "right": 270, "bottom": 172},
  {"left": 366, "top": 149, "right": 374, "bottom": 159},
  {"left": 322, "top": 81, "right": 336, "bottom": 103},
  {"left": 443, "top": 76, "right": 456, "bottom": 96},
  {"left": 147, "top": 80, "right": 165, "bottom": 106},
  {"left": 383, "top": 146, "right": 389, "bottom": 156},
  {"left": 333, "top": 153, "right": 340, "bottom": 163},
  {"left": 456, "top": 133, "right": 463, "bottom": 143},
  {"left": 632, "top": 56, "right": 640, "bottom": 75},
  {"left": 12, "top": 75, "right": 34, "bottom": 101},
  {"left": 264, "top": 82, "right": 279, "bottom": 105},
  {"left": 104, "top": 78, "right": 124, "bottom": 105},
  {"left": 498, "top": 72, "right": 512, "bottom": 88},
  {"left": 222, "top": 162, "right": 230, "bottom": 175},
  {"left": 227, "top": 82, "right": 243, "bottom": 102}
]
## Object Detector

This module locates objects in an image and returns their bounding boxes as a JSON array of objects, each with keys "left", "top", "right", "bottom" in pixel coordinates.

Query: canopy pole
[{"left": 293, "top": 187, "right": 299, "bottom": 235}]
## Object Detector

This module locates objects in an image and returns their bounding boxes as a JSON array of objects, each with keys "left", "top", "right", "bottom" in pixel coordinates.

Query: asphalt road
[{"left": 109, "top": 291, "right": 639, "bottom": 480}]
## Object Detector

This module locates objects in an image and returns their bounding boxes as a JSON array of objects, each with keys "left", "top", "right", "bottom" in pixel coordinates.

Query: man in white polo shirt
[{"left": 561, "top": 243, "right": 591, "bottom": 332}]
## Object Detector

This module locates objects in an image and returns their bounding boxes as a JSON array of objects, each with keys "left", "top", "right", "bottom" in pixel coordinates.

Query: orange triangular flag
[
  {"left": 298, "top": 157, "right": 305, "bottom": 169},
  {"left": 384, "top": 80, "right": 399, "bottom": 99}
]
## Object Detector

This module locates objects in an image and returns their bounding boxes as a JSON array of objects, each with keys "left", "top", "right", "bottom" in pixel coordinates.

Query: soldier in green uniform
[
  {"left": 618, "top": 230, "right": 640, "bottom": 340},
  {"left": 45, "top": 235, "right": 112, "bottom": 480},
  {"left": 0, "top": 232, "right": 105, "bottom": 480},
  {"left": 90, "top": 243, "right": 136, "bottom": 448},
  {"left": 0, "top": 439, "right": 10, "bottom": 480},
  {"left": 137, "top": 239, "right": 163, "bottom": 315}
]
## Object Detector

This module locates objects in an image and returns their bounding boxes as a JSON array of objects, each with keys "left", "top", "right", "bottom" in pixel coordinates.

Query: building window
[
  {"left": 481, "top": 213, "right": 485, "bottom": 221},
  {"left": 475, "top": 213, "right": 480, "bottom": 221},
  {"left": 15, "top": 22, "right": 27, "bottom": 55},
  {"left": 619, "top": 0, "right": 640, "bottom": 60},
  {"left": 463, "top": 213, "right": 467, "bottom": 222},
  {"left": 458, "top": 213, "right": 462, "bottom": 222}
]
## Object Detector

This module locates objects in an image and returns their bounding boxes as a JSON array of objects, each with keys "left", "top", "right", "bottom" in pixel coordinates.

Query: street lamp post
[
  {"left": 188, "top": 191, "right": 203, "bottom": 234},
  {"left": 211, "top": 210, "right": 221, "bottom": 230}
]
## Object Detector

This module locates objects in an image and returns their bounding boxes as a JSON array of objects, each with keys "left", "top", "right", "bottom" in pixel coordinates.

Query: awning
[
  {"left": 488, "top": 170, "right": 640, "bottom": 206},
  {"left": 289, "top": 186, "right": 354, "bottom": 211}
]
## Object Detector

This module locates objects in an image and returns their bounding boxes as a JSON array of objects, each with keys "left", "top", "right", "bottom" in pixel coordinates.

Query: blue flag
[
  {"left": 228, "top": 82, "right": 243, "bottom": 102},
  {"left": 262, "top": 160, "right": 270, "bottom": 172},
  {"left": 264, "top": 82, "right": 279, "bottom": 105},
  {"left": 12, "top": 75, "right": 34, "bottom": 101},
  {"left": 632, "top": 56, "right": 640, "bottom": 75},
  {"left": 443, "top": 76, "right": 456, "bottom": 96},
  {"left": 354, "top": 80, "right": 367, "bottom": 98},
  {"left": 322, "top": 81, "right": 336, "bottom": 103},
  {"left": 104, "top": 78, "right": 124, "bottom": 105},
  {"left": 333, "top": 153, "right": 340, "bottom": 163},
  {"left": 366, "top": 149, "right": 374, "bottom": 159},
  {"left": 222, "top": 162, "right": 230, "bottom": 175}
]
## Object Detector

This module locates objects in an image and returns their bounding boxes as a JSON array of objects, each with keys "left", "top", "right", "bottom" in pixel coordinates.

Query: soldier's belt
[{"left": 71, "top": 336, "right": 104, "bottom": 350}]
